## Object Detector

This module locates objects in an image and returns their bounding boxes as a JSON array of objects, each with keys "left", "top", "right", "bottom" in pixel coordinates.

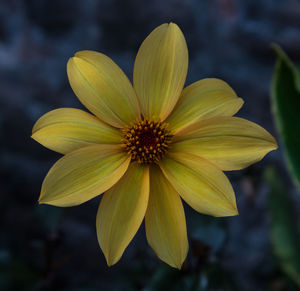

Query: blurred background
[{"left": 1, "top": 0, "right": 300, "bottom": 290}]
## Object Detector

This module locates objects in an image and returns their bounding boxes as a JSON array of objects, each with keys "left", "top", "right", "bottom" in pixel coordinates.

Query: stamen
[{"left": 122, "top": 118, "right": 172, "bottom": 164}]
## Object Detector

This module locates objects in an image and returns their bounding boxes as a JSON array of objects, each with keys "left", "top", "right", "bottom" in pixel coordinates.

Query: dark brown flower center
[{"left": 122, "top": 118, "right": 173, "bottom": 164}]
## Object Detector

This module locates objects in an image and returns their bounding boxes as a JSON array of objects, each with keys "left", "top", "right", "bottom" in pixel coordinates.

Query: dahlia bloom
[{"left": 32, "top": 23, "right": 277, "bottom": 268}]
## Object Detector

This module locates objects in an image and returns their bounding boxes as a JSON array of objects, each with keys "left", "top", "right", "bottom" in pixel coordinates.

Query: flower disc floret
[{"left": 122, "top": 118, "right": 173, "bottom": 164}]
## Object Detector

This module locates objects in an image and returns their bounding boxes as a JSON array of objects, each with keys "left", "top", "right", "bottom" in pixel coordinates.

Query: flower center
[{"left": 122, "top": 117, "right": 173, "bottom": 164}]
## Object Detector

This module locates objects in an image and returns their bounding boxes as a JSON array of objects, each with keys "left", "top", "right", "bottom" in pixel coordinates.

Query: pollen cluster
[{"left": 122, "top": 117, "right": 173, "bottom": 164}]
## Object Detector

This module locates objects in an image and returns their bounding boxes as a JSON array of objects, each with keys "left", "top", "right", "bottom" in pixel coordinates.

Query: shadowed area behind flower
[{"left": 1, "top": 0, "right": 300, "bottom": 290}]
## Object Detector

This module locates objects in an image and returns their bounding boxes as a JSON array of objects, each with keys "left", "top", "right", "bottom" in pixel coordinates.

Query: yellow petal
[
  {"left": 67, "top": 50, "right": 140, "bottom": 128},
  {"left": 32, "top": 108, "right": 122, "bottom": 154},
  {"left": 172, "top": 116, "right": 278, "bottom": 171},
  {"left": 96, "top": 163, "right": 149, "bottom": 266},
  {"left": 39, "top": 144, "right": 130, "bottom": 207},
  {"left": 145, "top": 165, "right": 188, "bottom": 269},
  {"left": 166, "top": 78, "right": 244, "bottom": 134},
  {"left": 133, "top": 23, "right": 188, "bottom": 121},
  {"left": 159, "top": 153, "right": 238, "bottom": 217}
]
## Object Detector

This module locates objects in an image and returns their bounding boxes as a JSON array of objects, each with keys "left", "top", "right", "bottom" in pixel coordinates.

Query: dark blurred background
[{"left": 1, "top": 0, "right": 300, "bottom": 290}]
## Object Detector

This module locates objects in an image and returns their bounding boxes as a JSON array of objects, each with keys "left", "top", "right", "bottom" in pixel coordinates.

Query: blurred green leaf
[
  {"left": 271, "top": 44, "right": 300, "bottom": 189},
  {"left": 265, "top": 167, "right": 300, "bottom": 287}
]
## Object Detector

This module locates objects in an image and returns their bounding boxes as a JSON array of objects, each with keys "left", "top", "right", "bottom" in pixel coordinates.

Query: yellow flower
[{"left": 32, "top": 23, "right": 277, "bottom": 269}]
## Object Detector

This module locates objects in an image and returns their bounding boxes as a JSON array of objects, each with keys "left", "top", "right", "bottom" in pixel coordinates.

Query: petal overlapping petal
[
  {"left": 172, "top": 117, "right": 278, "bottom": 171},
  {"left": 32, "top": 108, "right": 122, "bottom": 154},
  {"left": 145, "top": 165, "right": 188, "bottom": 269},
  {"left": 166, "top": 78, "right": 244, "bottom": 133},
  {"left": 39, "top": 144, "right": 130, "bottom": 207},
  {"left": 133, "top": 23, "right": 188, "bottom": 121},
  {"left": 159, "top": 153, "right": 238, "bottom": 217},
  {"left": 67, "top": 50, "right": 140, "bottom": 128},
  {"left": 96, "top": 163, "right": 149, "bottom": 266}
]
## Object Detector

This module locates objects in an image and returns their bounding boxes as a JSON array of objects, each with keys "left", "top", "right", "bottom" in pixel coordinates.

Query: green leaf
[
  {"left": 265, "top": 167, "right": 300, "bottom": 287},
  {"left": 271, "top": 44, "right": 300, "bottom": 189}
]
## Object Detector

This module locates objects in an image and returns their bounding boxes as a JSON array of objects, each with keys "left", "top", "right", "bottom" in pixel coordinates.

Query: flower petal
[
  {"left": 133, "top": 23, "right": 188, "bottom": 121},
  {"left": 166, "top": 78, "right": 244, "bottom": 134},
  {"left": 32, "top": 108, "right": 122, "bottom": 154},
  {"left": 172, "top": 116, "right": 278, "bottom": 171},
  {"left": 67, "top": 50, "right": 140, "bottom": 128},
  {"left": 145, "top": 165, "right": 188, "bottom": 269},
  {"left": 96, "top": 163, "right": 149, "bottom": 266},
  {"left": 39, "top": 144, "right": 130, "bottom": 207},
  {"left": 159, "top": 153, "right": 238, "bottom": 217}
]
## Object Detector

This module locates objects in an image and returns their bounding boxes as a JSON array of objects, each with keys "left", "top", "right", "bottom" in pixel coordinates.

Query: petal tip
[
  {"left": 68, "top": 55, "right": 80, "bottom": 66},
  {"left": 168, "top": 21, "right": 176, "bottom": 27},
  {"left": 227, "top": 202, "right": 239, "bottom": 216},
  {"left": 67, "top": 55, "right": 82, "bottom": 72},
  {"left": 228, "top": 206, "right": 239, "bottom": 217},
  {"left": 67, "top": 56, "right": 75, "bottom": 64},
  {"left": 173, "top": 264, "right": 182, "bottom": 270},
  {"left": 74, "top": 51, "right": 82, "bottom": 58},
  {"left": 265, "top": 138, "right": 278, "bottom": 154},
  {"left": 167, "top": 22, "right": 183, "bottom": 35},
  {"left": 168, "top": 21, "right": 179, "bottom": 28},
  {"left": 214, "top": 202, "right": 239, "bottom": 217},
  {"left": 168, "top": 256, "right": 186, "bottom": 269},
  {"left": 38, "top": 197, "right": 46, "bottom": 205},
  {"left": 38, "top": 191, "right": 48, "bottom": 204},
  {"left": 232, "top": 208, "right": 239, "bottom": 216},
  {"left": 74, "top": 50, "right": 96, "bottom": 58},
  {"left": 104, "top": 254, "right": 120, "bottom": 267},
  {"left": 106, "top": 262, "right": 115, "bottom": 267},
  {"left": 31, "top": 130, "right": 41, "bottom": 141},
  {"left": 217, "top": 209, "right": 239, "bottom": 218},
  {"left": 174, "top": 260, "right": 185, "bottom": 270},
  {"left": 38, "top": 188, "right": 57, "bottom": 206},
  {"left": 272, "top": 141, "right": 279, "bottom": 150},
  {"left": 238, "top": 97, "right": 245, "bottom": 106}
]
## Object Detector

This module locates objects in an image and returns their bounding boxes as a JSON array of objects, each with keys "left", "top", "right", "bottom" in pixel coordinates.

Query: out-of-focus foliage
[
  {"left": 118, "top": 215, "right": 236, "bottom": 291},
  {"left": 266, "top": 167, "right": 300, "bottom": 287},
  {"left": 271, "top": 46, "right": 300, "bottom": 189},
  {"left": 143, "top": 263, "right": 236, "bottom": 291}
]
